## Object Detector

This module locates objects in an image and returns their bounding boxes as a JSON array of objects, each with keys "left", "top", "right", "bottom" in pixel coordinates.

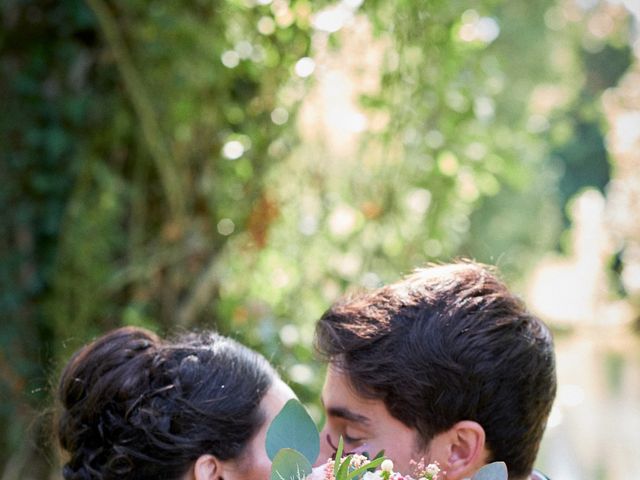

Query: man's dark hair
[{"left": 315, "top": 262, "right": 556, "bottom": 479}]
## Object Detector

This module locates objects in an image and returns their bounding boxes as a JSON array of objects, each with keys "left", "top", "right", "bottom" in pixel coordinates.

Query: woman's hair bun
[
  {"left": 57, "top": 326, "right": 276, "bottom": 480},
  {"left": 58, "top": 327, "right": 159, "bottom": 410},
  {"left": 57, "top": 327, "right": 161, "bottom": 478}
]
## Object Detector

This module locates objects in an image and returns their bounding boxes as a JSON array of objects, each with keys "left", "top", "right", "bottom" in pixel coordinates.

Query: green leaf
[
  {"left": 335, "top": 454, "right": 352, "bottom": 480},
  {"left": 333, "top": 436, "right": 345, "bottom": 473},
  {"left": 471, "top": 462, "right": 508, "bottom": 480},
  {"left": 266, "top": 399, "right": 320, "bottom": 464},
  {"left": 271, "top": 448, "right": 313, "bottom": 480},
  {"left": 346, "top": 457, "right": 385, "bottom": 479}
]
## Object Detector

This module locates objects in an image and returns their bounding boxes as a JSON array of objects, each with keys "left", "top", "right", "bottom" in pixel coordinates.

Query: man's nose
[{"left": 314, "top": 428, "right": 332, "bottom": 466}]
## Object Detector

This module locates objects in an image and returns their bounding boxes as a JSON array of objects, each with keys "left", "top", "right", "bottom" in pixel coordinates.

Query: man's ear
[
  {"left": 427, "top": 421, "right": 488, "bottom": 480},
  {"left": 192, "top": 454, "right": 223, "bottom": 480}
]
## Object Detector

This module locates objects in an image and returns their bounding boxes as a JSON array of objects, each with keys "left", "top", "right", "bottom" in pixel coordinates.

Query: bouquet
[
  {"left": 266, "top": 399, "right": 507, "bottom": 480},
  {"left": 306, "top": 448, "right": 443, "bottom": 480}
]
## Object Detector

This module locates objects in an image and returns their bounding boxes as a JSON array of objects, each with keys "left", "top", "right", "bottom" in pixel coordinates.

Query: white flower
[
  {"left": 425, "top": 463, "right": 441, "bottom": 476},
  {"left": 381, "top": 459, "right": 394, "bottom": 472},
  {"left": 363, "top": 472, "right": 384, "bottom": 480},
  {"left": 350, "top": 454, "right": 368, "bottom": 468}
]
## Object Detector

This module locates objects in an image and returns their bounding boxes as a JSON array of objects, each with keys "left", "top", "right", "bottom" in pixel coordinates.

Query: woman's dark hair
[
  {"left": 315, "top": 262, "right": 557, "bottom": 479},
  {"left": 57, "top": 326, "right": 276, "bottom": 480}
]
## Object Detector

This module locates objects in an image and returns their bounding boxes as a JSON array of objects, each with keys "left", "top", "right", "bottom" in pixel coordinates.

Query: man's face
[{"left": 317, "top": 365, "right": 426, "bottom": 472}]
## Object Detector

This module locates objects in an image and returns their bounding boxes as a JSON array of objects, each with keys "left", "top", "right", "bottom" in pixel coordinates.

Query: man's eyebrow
[{"left": 324, "top": 403, "right": 371, "bottom": 424}]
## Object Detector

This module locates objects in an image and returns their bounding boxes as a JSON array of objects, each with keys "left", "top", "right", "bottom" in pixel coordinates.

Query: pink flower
[{"left": 306, "top": 462, "right": 334, "bottom": 480}]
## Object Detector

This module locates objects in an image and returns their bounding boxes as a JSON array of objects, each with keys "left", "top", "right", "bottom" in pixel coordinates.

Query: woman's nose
[{"left": 314, "top": 428, "right": 332, "bottom": 466}]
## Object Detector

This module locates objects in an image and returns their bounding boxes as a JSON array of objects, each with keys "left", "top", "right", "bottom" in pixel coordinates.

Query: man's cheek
[{"left": 364, "top": 439, "right": 385, "bottom": 459}]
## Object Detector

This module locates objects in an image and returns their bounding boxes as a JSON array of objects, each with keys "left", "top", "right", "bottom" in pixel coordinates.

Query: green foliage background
[{"left": 0, "top": 0, "right": 631, "bottom": 477}]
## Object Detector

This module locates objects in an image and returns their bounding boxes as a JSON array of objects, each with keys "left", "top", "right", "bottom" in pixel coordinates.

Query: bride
[{"left": 56, "top": 326, "right": 295, "bottom": 480}]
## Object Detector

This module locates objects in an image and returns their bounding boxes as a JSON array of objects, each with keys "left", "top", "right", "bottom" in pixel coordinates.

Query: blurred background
[{"left": 1, "top": 0, "right": 639, "bottom": 478}]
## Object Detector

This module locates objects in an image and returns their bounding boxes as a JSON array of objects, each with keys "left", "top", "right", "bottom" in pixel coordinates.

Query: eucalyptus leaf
[
  {"left": 270, "top": 448, "right": 313, "bottom": 480},
  {"left": 266, "top": 399, "right": 320, "bottom": 464},
  {"left": 471, "top": 462, "right": 508, "bottom": 480}
]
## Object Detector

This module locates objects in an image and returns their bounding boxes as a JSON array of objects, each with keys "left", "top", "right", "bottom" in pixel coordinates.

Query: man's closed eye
[{"left": 343, "top": 433, "right": 364, "bottom": 445}]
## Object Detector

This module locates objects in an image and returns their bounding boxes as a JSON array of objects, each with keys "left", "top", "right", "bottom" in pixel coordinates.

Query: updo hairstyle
[{"left": 57, "top": 327, "right": 276, "bottom": 480}]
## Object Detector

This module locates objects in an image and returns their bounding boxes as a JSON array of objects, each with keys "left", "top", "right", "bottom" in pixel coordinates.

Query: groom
[{"left": 314, "top": 262, "right": 556, "bottom": 480}]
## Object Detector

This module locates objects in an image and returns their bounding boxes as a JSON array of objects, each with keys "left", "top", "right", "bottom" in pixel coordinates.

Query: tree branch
[{"left": 85, "top": 0, "right": 185, "bottom": 221}]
